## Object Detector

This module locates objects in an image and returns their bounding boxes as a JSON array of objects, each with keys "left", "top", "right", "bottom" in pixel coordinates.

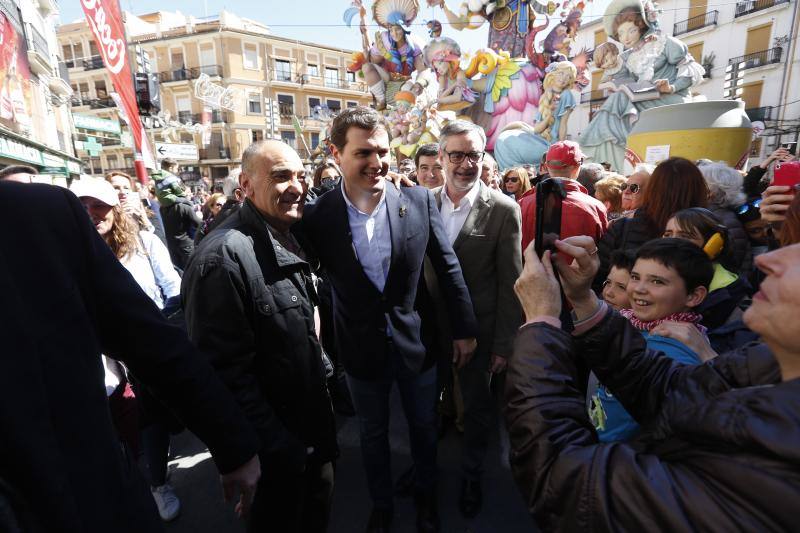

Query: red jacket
[{"left": 519, "top": 179, "right": 608, "bottom": 252}]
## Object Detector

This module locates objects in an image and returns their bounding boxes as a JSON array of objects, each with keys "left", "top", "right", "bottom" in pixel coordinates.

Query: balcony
[
  {"left": 83, "top": 56, "right": 105, "bottom": 70},
  {"left": 158, "top": 65, "right": 223, "bottom": 83},
  {"left": 25, "top": 23, "right": 51, "bottom": 75},
  {"left": 580, "top": 90, "right": 607, "bottom": 104},
  {"left": 88, "top": 97, "right": 115, "bottom": 109},
  {"left": 49, "top": 60, "right": 72, "bottom": 96},
  {"left": 271, "top": 69, "right": 295, "bottom": 83},
  {"left": 673, "top": 10, "right": 718, "bottom": 35},
  {"left": 735, "top": 0, "right": 789, "bottom": 17},
  {"left": 746, "top": 106, "right": 775, "bottom": 121},
  {"left": 199, "top": 147, "right": 230, "bottom": 160},
  {"left": 188, "top": 110, "right": 228, "bottom": 124},
  {"left": 728, "top": 47, "right": 783, "bottom": 71}
]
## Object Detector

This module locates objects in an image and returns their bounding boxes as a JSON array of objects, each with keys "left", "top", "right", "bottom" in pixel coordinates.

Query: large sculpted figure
[
  {"left": 347, "top": 0, "right": 428, "bottom": 109},
  {"left": 579, "top": 0, "right": 706, "bottom": 171},
  {"left": 429, "top": 0, "right": 553, "bottom": 58}
]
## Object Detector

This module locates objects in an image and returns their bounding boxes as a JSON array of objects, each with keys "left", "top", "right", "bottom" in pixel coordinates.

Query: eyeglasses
[
  {"left": 621, "top": 183, "right": 641, "bottom": 194},
  {"left": 444, "top": 150, "right": 485, "bottom": 164},
  {"left": 214, "top": 202, "right": 225, "bottom": 208},
  {"left": 504, "top": 176, "right": 519, "bottom": 183},
  {"left": 737, "top": 198, "right": 762, "bottom": 215}
]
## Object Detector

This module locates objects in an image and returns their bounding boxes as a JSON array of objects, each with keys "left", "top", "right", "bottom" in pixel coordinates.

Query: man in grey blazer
[{"left": 426, "top": 120, "right": 523, "bottom": 517}]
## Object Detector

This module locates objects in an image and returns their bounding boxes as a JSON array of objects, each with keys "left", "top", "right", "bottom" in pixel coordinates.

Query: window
[
  {"left": 281, "top": 130, "right": 296, "bottom": 148},
  {"left": 252, "top": 129, "right": 265, "bottom": 142},
  {"left": 308, "top": 97, "right": 321, "bottom": 110},
  {"left": 275, "top": 59, "right": 291, "bottom": 81},
  {"left": 247, "top": 92, "right": 263, "bottom": 115},
  {"left": 311, "top": 132, "right": 320, "bottom": 148},
  {"left": 79, "top": 82, "right": 89, "bottom": 101},
  {"left": 346, "top": 101, "right": 358, "bottom": 108},
  {"left": 95, "top": 80, "right": 108, "bottom": 99},
  {"left": 278, "top": 94, "right": 294, "bottom": 117},
  {"left": 326, "top": 99, "right": 341, "bottom": 112},
  {"left": 324, "top": 67, "right": 339, "bottom": 88},
  {"left": 594, "top": 29, "right": 607, "bottom": 46},
  {"left": 308, "top": 64, "right": 319, "bottom": 77},
  {"left": 199, "top": 44, "right": 216, "bottom": 75},
  {"left": 243, "top": 43, "right": 258, "bottom": 69},
  {"left": 347, "top": 71, "right": 356, "bottom": 83}
]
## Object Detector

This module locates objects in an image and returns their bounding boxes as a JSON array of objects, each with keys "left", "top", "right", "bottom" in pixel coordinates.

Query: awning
[{"left": 0, "top": 127, "right": 82, "bottom": 175}]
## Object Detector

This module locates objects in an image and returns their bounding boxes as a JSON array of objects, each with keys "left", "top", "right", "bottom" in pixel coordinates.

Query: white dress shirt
[
  {"left": 342, "top": 184, "right": 392, "bottom": 292},
  {"left": 440, "top": 179, "right": 481, "bottom": 244}
]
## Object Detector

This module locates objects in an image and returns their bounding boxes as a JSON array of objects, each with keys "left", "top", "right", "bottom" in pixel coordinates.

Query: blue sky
[
  {"left": 61, "top": 0, "right": 612, "bottom": 56},
  {"left": 60, "top": 0, "right": 490, "bottom": 54}
]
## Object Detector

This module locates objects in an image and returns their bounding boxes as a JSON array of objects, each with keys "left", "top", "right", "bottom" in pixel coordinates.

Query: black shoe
[
  {"left": 366, "top": 507, "right": 393, "bottom": 533},
  {"left": 415, "top": 493, "right": 440, "bottom": 533},
  {"left": 394, "top": 465, "right": 416, "bottom": 497},
  {"left": 458, "top": 479, "right": 482, "bottom": 519}
]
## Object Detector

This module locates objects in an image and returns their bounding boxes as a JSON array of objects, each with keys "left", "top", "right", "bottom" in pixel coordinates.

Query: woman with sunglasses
[
  {"left": 502, "top": 166, "right": 532, "bottom": 200},
  {"left": 69, "top": 178, "right": 184, "bottom": 522},
  {"left": 312, "top": 160, "right": 341, "bottom": 197}
]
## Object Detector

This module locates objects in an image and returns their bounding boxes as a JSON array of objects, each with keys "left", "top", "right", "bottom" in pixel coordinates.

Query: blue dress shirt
[{"left": 341, "top": 184, "right": 392, "bottom": 292}]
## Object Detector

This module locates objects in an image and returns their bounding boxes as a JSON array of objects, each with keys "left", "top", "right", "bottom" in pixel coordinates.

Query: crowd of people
[{"left": 1, "top": 106, "right": 799, "bottom": 533}]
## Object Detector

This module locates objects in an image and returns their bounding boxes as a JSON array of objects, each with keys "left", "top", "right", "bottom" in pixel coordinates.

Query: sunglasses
[
  {"left": 737, "top": 198, "right": 762, "bottom": 215},
  {"left": 504, "top": 176, "right": 519, "bottom": 183},
  {"left": 621, "top": 183, "right": 641, "bottom": 194}
]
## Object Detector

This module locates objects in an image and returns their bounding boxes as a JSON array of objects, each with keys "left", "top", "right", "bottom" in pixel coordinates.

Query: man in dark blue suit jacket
[{"left": 303, "top": 107, "right": 478, "bottom": 532}]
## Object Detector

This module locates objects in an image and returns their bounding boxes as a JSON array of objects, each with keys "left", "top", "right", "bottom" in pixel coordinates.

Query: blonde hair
[
  {"left": 594, "top": 173, "right": 627, "bottom": 214},
  {"left": 105, "top": 205, "right": 141, "bottom": 260},
  {"left": 537, "top": 62, "right": 577, "bottom": 142}
]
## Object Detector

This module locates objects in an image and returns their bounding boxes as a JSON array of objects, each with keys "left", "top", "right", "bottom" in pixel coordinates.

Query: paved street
[{"left": 163, "top": 385, "right": 535, "bottom": 533}]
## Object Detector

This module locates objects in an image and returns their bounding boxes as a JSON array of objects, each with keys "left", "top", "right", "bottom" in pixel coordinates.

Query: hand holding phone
[{"left": 534, "top": 178, "right": 566, "bottom": 259}]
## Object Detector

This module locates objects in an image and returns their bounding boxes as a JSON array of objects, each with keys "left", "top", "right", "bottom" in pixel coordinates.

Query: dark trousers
[
  {"left": 248, "top": 458, "right": 334, "bottom": 533},
  {"left": 346, "top": 363, "right": 438, "bottom": 510},
  {"left": 457, "top": 352, "right": 494, "bottom": 481}
]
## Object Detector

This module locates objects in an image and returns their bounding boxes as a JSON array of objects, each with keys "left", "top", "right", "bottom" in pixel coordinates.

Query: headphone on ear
[{"left": 703, "top": 232, "right": 725, "bottom": 260}]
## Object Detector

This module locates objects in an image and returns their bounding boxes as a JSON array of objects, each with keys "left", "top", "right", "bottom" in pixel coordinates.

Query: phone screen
[
  {"left": 782, "top": 142, "right": 797, "bottom": 156},
  {"left": 534, "top": 178, "right": 564, "bottom": 258}
]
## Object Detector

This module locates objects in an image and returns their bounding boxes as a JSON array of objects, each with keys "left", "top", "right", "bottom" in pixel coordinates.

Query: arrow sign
[{"left": 154, "top": 142, "right": 199, "bottom": 161}]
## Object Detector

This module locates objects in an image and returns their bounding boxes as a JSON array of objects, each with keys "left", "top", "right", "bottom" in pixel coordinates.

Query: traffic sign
[{"left": 155, "top": 142, "right": 199, "bottom": 161}]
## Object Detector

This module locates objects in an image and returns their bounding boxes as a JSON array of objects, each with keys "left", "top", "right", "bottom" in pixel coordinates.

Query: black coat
[
  {"left": 0, "top": 182, "right": 259, "bottom": 533},
  {"left": 711, "top": 205, "right": 753, "bottom": 275},
  {"left": 160, "top": 197, "right": 202, "bottom": 269},
  {"left": 301, "top": 184, "right": 478, "bottom": 380},
  {"left": 182, "top": 200, "right": 337, "bottom": 470},
  {"left": 505, "top": 308, "right": 797, "bottom": 531}
]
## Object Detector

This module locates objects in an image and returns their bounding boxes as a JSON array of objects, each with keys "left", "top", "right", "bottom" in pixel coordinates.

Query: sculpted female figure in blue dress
[{"left": 579, "top": 0, "right": 706, "bottom": 172}]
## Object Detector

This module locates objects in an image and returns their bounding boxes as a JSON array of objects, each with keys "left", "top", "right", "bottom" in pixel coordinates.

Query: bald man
[{"left": 182, "top": 141, "right": 337, "bottom": 532}]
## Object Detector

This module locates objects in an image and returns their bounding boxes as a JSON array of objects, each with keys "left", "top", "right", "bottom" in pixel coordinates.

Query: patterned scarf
[{"left": 620, "top": 309, "right": 707, "bottom": 335}]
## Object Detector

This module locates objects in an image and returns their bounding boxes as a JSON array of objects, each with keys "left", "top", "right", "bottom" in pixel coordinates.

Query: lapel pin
[{"left": 399, "top": 205, "right": 407, "bottom": 218}]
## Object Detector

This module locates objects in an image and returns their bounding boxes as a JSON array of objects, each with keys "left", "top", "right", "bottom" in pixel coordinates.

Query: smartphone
[
  {"left": 782, "top": 142, "right": 797, "bottom": 155},
  {"left": 773, "top": 160, "right": 800, "bottom": 189},
  {"left": 534, "top": 178, "right": 565, "bottom": 258}
]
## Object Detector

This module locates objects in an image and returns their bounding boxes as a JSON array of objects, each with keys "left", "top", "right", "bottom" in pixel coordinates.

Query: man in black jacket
[
  {"left": 0, "top": 181, "right": 260, "bottom": 533},
  {"left": 506, "top": 237, "right": 799, "bottom": 531},
  {"left": 182, "top": 141, "right": 337, "bottom": 533},
  {"left": 154, "top": 159, "right": 202, "bottom": 269}
]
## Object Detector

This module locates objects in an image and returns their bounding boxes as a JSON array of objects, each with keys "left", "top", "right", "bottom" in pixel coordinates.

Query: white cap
[{"left": 70, "top": 178, "right": 120, "bottom": 207}]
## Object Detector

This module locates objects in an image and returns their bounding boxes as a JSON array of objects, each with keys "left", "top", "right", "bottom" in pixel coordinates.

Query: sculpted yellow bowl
[{"left": 625, "top": 100, "right": 753, "bottom": 171}]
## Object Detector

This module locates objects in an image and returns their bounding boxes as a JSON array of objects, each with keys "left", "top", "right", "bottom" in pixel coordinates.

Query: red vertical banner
[{"left": 81, "top": 0, "right": 153, "bottom": 182}]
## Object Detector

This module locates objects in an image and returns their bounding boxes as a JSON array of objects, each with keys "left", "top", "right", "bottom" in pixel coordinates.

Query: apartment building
[
  {"left": 567, "top": 0, "right": 800, "bottom": 164},
  {"left": 57, "top": 9, "right": 370, "bottom": 184},
  {"left": 0, "top": 0, "right": 80, "bottom": 184}
]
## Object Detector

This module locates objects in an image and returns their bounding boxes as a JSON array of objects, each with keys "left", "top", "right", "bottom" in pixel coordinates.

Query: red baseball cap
[{"left": 545, "top": 141, "right": 585, "bottom": 169}]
